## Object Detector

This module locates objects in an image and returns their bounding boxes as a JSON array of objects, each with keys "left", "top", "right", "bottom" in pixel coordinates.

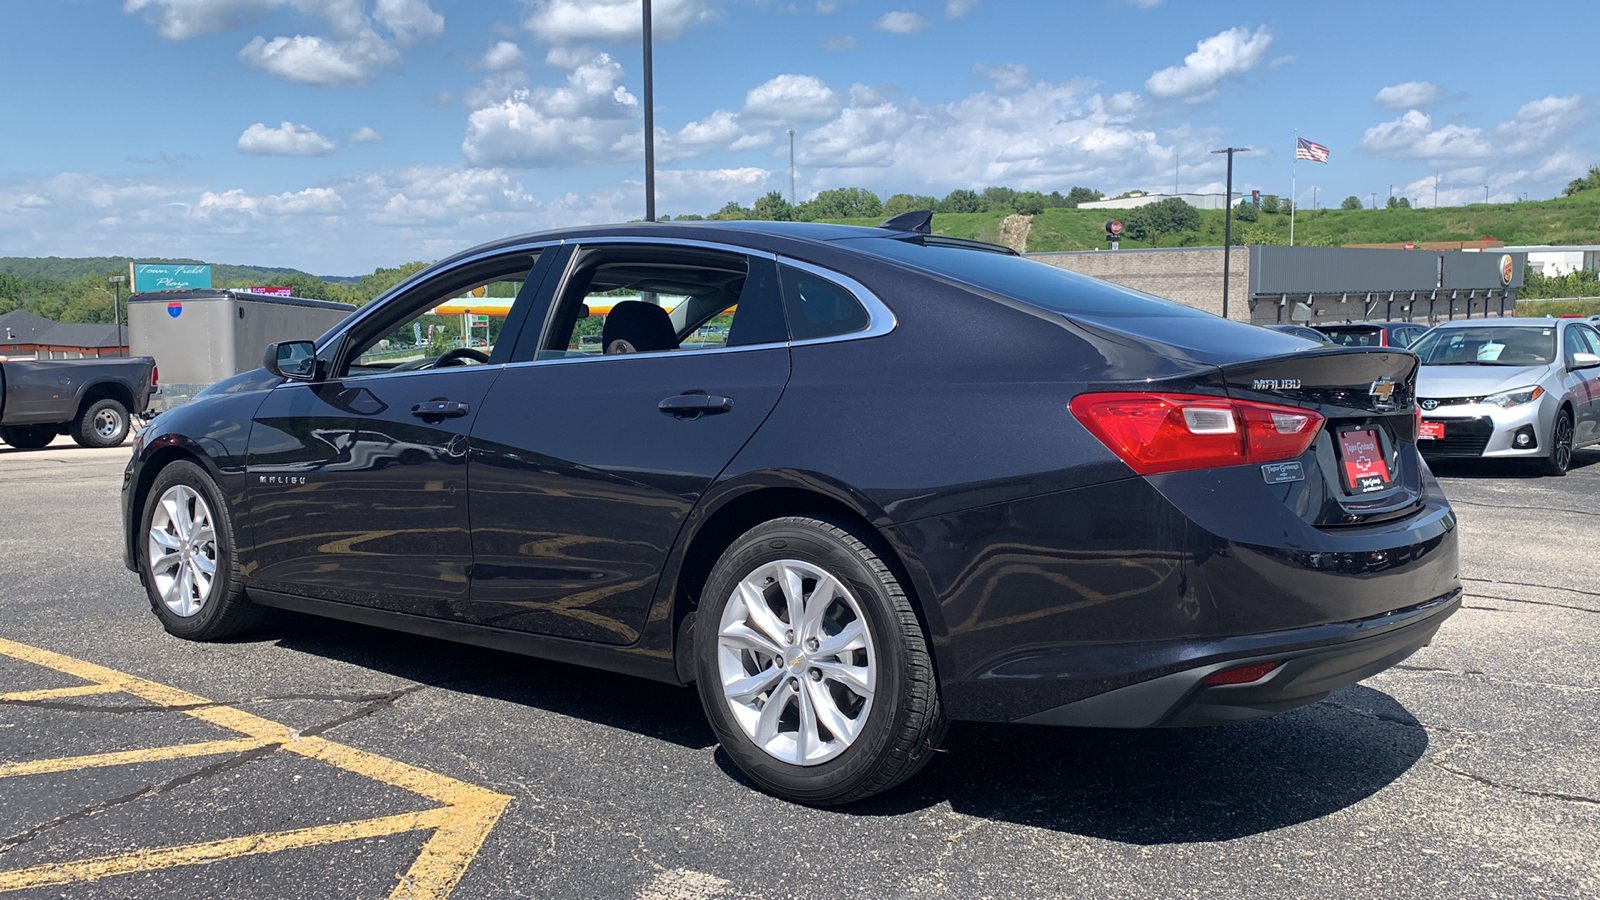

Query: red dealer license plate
[
  {"left": 1339, "top": 428, "right": 1393, "bottom": 493},
  {"left": 1418, "top": 421, "right": 1445, "bottom": 440}
]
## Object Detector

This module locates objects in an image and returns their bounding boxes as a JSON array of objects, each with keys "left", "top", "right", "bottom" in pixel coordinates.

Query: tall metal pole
[
  {"left": 109, "top": 274, "right": 127, "bottom": 356},
  {"left": 787, "top": 129, "right": 796, "bottom": 205},
  {"left": 642, "top": 0, "right": 655, "bottom": 222},
  {"left": 1212, "top": 147, "right": 1249, "bottom": 321},
  {"left": 1289, "top": 131, "right": 1298, "bottom": 246}
]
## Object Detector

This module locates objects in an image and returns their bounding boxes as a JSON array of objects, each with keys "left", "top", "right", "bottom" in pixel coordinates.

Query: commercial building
[
  {"left": 1078, "top": 192, "right": 1243, "bottom": 211},
  {"left": 0, "top": 310, "right": 129, "bottom": 359}
]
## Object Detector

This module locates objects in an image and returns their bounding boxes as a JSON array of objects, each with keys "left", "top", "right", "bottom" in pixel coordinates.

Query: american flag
[{"left": 1296, "top": 137, "right": 1330, "bottom": 163}]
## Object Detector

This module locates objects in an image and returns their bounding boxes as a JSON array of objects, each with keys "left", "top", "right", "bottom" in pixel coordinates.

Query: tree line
[{"left": 669, "top": 185, "right": 1105, "bottom": 222}]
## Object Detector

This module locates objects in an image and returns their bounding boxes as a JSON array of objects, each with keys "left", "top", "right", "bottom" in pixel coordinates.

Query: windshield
[
  {"left": 1320, "top": 326, "right": 1383, "bottom": 347},
  {"left": 1410, "top": 325, "right": 1556, "bottom": 367}
]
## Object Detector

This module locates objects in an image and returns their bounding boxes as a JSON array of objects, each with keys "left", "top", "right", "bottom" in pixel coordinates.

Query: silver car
[{"left": 1414, "top": 318, "right": 1600, "bottom": 475}]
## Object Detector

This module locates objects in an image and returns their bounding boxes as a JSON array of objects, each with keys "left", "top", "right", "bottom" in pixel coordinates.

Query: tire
[
  {"left": 694, "top": 516, "right": 946, "bottom": 805},
  {"left": 71, "top": 398, "right": 130, "bottom": 448},
  {"left": 0, "top": 425, "right": 57, "bottom": 450},
  {"left": 139, "top": 460, "right": 263, "bottom": 640},
  {"left": 1540, "top": 410, "right": 1574, "bottom": 476}
]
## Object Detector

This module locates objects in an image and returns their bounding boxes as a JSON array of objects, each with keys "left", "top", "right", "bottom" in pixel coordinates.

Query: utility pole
[
  {"left": 642, "top": 0, "right": 655, "bottom": 222},
  {"left": 787, "top": 129, "right": 796, "bottom": 205},
  {"left": 1211, "top": 146, "right": 1250, "bottom": 320},
  {"left": 109, "top": 275, "right": 127, "bottom": 355},
  {"left": 1484, "top": 185, "right": 1490, "bottom": 204},
  {"left": 1433, "top": 173, "right": 1439, "bottom": 208},
  {"left": 1369, "top": 192, "right": 1376, "bottom": 209},
  {"left": 1312, "top": 186, "right": 1318, "bottom": 211}
]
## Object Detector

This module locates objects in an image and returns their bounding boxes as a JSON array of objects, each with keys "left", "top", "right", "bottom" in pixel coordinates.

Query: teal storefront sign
[{"left": 132, "top": 264, "right": 212, "bottom": 292}]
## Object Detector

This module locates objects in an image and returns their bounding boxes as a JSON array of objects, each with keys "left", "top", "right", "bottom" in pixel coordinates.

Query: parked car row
[{"left": 1263, "top": 316, "right": 1600, "bottom": 475}]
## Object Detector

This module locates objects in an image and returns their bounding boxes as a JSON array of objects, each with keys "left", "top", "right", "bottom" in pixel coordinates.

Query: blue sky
[{"left": 2, "top": 0, "right": 1594, "bottom": 275}]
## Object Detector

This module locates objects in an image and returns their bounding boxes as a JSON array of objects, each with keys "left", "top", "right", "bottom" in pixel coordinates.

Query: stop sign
[{"left": 1107, "top": 220, "right": 1123, "bottom": 235}]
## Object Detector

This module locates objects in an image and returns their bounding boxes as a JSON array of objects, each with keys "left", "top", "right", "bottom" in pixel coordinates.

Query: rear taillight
[
  {"left": 151, "top": 365, "right": 159, "bottom": 387},
  {"left": 1069, "top": 392, "right": 1324, "bottom": 476}
]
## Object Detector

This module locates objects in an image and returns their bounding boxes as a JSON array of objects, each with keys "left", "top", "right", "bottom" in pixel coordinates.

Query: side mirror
[
  {"left": 264, "top": 340, "right": 319, "bottom": 381},
  {"left": 1572, "top": 351, "right": 1600, "bottom": 371}
]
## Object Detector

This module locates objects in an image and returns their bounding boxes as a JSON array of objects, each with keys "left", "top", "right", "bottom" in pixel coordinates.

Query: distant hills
[{"left": 0, "top": 256, "right": 357, "bottom": 284}]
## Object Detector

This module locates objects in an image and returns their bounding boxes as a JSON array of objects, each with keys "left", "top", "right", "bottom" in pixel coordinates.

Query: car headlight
[{"left": 1482, "top": 385, "right": 1544, "bottom": 408}]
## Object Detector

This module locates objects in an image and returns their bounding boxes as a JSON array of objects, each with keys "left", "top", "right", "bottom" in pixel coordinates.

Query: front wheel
[
  {"left": 1540, "top": 410, "right": 1574, "bottom": 476},
  {"left": 71, "top": 398, "right": 131, "bottom": 448},
  {"left": 140, "top": 460, "right": 263, "bottom": 639},
  {"left": 694, "top": 516, "right": 946, "bottom": 805}
]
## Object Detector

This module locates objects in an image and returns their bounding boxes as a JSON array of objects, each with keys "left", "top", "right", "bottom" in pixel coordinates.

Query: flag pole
[{"left": 1290, "top": 130, "right": 1298, "bottom": 246}]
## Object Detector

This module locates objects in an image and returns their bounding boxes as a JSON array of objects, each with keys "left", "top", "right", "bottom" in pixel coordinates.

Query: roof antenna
[{"left": 877, "top": 210, "right": 933, "bottom": 234}]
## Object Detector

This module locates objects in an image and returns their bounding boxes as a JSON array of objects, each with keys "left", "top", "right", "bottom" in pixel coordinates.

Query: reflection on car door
[
  {"left": 464, "top": 246, "right": 791, "bottom": 644},
  {"left": 1568, "top": 324, "right": 1600, "bottom": 443},
  {"left": 242, "top": 250, "right": 550, "bottom": 617}
]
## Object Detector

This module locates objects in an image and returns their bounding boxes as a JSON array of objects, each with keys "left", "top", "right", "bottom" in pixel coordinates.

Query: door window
[
  {"left": 340, "top": 252, "right": 542, "bottom": 378},
  {"left": 533, "top": 246, "right": 787, "bottom": 361}
]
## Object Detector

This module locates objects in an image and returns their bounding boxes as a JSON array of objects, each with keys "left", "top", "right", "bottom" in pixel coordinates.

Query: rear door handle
[
  {"left": 412, "top": 400, "right": 470, "bottom": 419},
  {"left": 658, "top": 392, "right": 734, "bottom": 417}
]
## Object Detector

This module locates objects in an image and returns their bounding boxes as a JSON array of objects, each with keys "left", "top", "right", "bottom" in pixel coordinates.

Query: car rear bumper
[{"left": 1015, "top": 589, "right": 1459, "bottom": 727}]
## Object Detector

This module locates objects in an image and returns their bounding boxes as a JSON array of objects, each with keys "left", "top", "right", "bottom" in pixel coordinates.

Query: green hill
[{"left": 0, "top": 256, "right": 356, "bottom": 284}]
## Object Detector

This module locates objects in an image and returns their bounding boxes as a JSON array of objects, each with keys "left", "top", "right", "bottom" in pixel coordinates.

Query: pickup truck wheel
[
  {"left": 72, "top": 398, "right": 131, "bottom": 448},
  {"left": 141, "top": 460, "right": 263, "bottom": 640},
  {"left": 1, "top": 425, "right": 57, "bottom": 450}
]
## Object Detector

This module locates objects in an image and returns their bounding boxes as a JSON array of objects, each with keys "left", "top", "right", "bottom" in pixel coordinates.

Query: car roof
[{"left": 1430, "top": 318, "right": 1563, "bottom": 329}]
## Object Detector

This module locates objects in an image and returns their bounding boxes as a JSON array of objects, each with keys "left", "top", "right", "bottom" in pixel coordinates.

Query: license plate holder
[
  {"left": 1339, "top": 427, "right": 1393, "bottom": 493},
  {"left": 1418, "top": 421, "right": 1445, "bottom": 440}
]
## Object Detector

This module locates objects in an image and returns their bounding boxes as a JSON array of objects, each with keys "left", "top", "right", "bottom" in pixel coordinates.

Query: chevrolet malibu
[{"left": 123, "top": 218, "right": 1461, "bottom": 805}]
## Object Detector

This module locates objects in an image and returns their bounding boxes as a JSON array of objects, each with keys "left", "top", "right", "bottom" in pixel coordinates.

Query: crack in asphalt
[
  {"left": 1467, "top": 593, "right": 1600, "bottom": 615},
  {"left": 1388, "top": 663, "right": 1600, "bottom": 694},
  {"left": 0, "top": 685, "right": 424, "bottom": 854},
  {"left": 1463, "top": 577, "right": 1600, "bottom": 600},
  {"left": 1448, "top": 497, "right": 1599, "bottom": 518},
  {"left": 1431, "top": 760, "right": 1600, "bottom": 807}
]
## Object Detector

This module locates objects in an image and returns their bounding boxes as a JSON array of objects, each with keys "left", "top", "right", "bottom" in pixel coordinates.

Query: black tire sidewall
[
  {"left": 695, "top": 519, "right": 917, "bottom": 803},
  {"left": 74, "top": 398, "right": 129, "bottom": 448},
  {"left": 1, "top": 425, "right": 56, "bottom": 449},
  {"left": 140, "top": 461, "right": 243, "bottom": 638},
  {"left": 1544, "top": 412, "right": 1573, "bottom": 476}
]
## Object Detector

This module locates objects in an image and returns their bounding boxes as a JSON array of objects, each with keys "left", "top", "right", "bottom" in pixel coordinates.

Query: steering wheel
[{"left": 433, "top": 347, "right": 490, "bottom": 368}]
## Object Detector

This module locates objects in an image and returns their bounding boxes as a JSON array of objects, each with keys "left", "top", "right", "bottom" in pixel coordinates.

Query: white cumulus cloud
[
  {"left": 1374, "top": 81, "right": 1442, "bottom": 109},
  {"left": 946, "top": 0, "right": 978, "bottom": 17},
  {"left": 349, "top": 126, "right": 384, "bottom": 143},
  {"left": 461, "top": 52, "right": 641, "bottom": 168},
  {"left": 239, "top": 32, "right": 400, "bottom": 86},
  {"left": 873, "top": 11, "right": 929, "bottom": 35},
  {"left": 524, "top": 0, "right": 713, "bottom": 44},
  {"left": 744, "top": 74, "right": 842, "bottom": 123},
  {"left": 236, "top": 121, "right": 338, "bottom": 156},
  {"left": 1145, "top": 25, "right": 1272, "bottom": 101},
  {"left": 480, "top": 40, "right": 525, "bottom": 71},
  {"left": 973, "top": 63, "right": 1029, "bottom": 93}
]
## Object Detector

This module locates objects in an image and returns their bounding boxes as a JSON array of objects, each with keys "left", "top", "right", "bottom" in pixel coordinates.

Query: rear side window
[
  {"left": 779, "top": 265, "right": 869, "bottom": 340},
  {"left": 1323, "top": 328, "right": 1382, "bottom": 347}
]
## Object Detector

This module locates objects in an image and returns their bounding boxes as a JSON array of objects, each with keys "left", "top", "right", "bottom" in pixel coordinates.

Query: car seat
[{"left": 601, "top": 301, "right": 677, "bottom": 354}]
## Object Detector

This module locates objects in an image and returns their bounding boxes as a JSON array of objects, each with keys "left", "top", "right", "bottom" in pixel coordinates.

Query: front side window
[
  {"left": 341, "top": 253, "right": 540, "bottom": 377},
  {"left": 536, "top": 246, "right": 787, "bottom": 360}
]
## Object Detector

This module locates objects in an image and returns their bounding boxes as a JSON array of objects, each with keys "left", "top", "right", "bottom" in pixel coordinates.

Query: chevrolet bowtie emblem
[{"left": 1369, "top": 376, "right": 1397, "bottom": 403}]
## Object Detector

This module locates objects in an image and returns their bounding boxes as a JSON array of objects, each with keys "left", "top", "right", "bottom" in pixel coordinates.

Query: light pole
[
  {"left": 1369, "top": 192, "right": 1376, "bottom": 209},
  {"left": 1483, "top": 185, "right": 1490, "bottom": 204},
  {"left": 642, "top": 0, "right": 655, "bottom": 222},
  {"left": 109, "top": 275, "right": 127, "bottom": 355},
  {"left": 787, "top": 129, "right": 796, "bottom": 205},
  {"left": 1312, "top": 186, "right": 1318, "bottom": 211},
  {"left": 1433, "top": 173, "right": 1439, "bottom": 208},
  {"left": 1210, "top": 146, "right": 1250, "bottom": 320}
]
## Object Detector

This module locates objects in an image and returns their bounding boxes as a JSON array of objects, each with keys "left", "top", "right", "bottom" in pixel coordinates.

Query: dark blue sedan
[{"left": 123, "top": 218, "right": 1460, "bottom": 805}]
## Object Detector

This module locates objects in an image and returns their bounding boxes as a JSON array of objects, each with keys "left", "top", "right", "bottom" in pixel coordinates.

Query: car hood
[{"left": 1416, "top": 364, "right": 1550, "bottom": 396}]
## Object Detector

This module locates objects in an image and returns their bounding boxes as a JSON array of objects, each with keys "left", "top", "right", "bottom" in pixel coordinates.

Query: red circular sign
[{"left": 1109, "top": 220, "right": 1123, "bottom": 235}]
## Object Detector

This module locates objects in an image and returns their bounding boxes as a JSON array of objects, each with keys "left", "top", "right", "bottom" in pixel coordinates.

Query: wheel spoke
[
  {"left": 720, "top": 621, "right": 783, "bottom": 658},
  {"left": 191, "top": 551, "right": 217, "bottom": 577},
  {"left": 815, "top": 620, "right": 867, "bottom": 658},
  {"left": 813, "top": 659, "right": 874, "bottom": 698},
  {"left": 752, "top": 680, "right": 794, "bottom": 748},
  {"left": 149, "top": 528, "right": 181, "bottom": 551},
  {"left": 778, "top": 564, "right": 807, "bottom": 632},
  {"left": 191, "top": 523, "right": 215, "bottom": 548},
  {"left": 737, "top": 580, "right": 789, "bottom": 647},
  {"left": 149, "top": 550, "right": 181, "bottom": 574},
  {"left": 798, "top": 571, "right": 841, "bottom": 639},
  {"left": 190, "top": 567, "right": 212, "bottom": 603},
  {"left": 806, "top": 678, "right": 860, "bottom": 744},
  {"left": 724, "top": 665, "right": 783, "bottom": 704},
  {"left": 795, "top": 676, "right": 818, "bottom": 761}
]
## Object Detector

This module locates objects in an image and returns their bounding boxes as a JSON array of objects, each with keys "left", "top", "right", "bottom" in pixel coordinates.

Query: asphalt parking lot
[{"left": 1, "top": 435, "right": 1597, "bottom": 899}]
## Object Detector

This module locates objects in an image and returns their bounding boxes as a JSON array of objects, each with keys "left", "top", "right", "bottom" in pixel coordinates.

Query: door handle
[
  {"left": 658, "top": 392, "right": 734, "bottom": 418},
  {"left": 412, "top": 400, "right": 470, "bottom": 419}
]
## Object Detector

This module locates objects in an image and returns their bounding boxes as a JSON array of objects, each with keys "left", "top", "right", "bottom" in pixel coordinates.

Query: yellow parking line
[
  {"left": 0, "top": 738, "right": 265, "bottom": 779},
  {"left": 0, "top": 808, "right": 456, "bottom": 893},
  {"left": 0, "top": 683, "right": 122, "bottom": 702},
  {"left": 0, "top": 637, "right": 512, "bottom": 900}
]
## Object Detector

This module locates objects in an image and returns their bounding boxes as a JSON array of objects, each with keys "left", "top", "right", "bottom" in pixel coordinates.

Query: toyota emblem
[{"left": 1420, "top": 399, "right": 1438, "bottom": 411}]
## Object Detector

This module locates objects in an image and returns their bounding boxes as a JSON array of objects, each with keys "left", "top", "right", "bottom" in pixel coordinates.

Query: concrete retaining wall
[{"left": 1028, "top": 248, "right": 1252, "bottom": 321}]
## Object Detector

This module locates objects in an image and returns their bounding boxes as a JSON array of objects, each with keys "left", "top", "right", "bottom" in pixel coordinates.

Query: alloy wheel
[
  {"left": 715, "top": 559, "right": 877, "bottom": 766},
  {"left": 146, "top": 484, "right": 219, "bottom": 618}
]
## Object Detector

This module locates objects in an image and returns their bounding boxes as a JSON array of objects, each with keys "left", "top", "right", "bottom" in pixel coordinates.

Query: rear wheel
[
  {"left": 140, "top": 461, "right": 263, "bottom": 639},
  {"left": 71, "top": 398, "right": 131, "bottom": 448},
  {"left": 0, "top": 425, "right": 57, "bottom": 449},
  {"left": 1540, "top": 410, "right": 1574, "bottom": 476},
  {"left": 695, "top": 516, "right": 945, "bottom": 805}
]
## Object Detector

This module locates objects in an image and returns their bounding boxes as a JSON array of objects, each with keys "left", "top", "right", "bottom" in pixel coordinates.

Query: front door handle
[
  {"left": 658, "top": 392, "right": 734, "bottom": 418},
  {"left": 412, "top": 400, "right": 470, "bottom": 419}
]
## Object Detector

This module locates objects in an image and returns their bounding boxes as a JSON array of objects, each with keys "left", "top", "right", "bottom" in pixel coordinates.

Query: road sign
[
  {"left": 473, "top": 315, "right": 489, "bottom": 325},
  {"left": 1106, "top": 220, "right": 1123, "bottom": 235}
]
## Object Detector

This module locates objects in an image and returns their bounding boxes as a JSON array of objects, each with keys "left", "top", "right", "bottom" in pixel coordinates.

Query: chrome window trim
[
  {"left": 773, "top": 255, "right": 896, "bottom": 346},
  {"left": 315, "top": 238, "right": 565, "bottom": 353}
]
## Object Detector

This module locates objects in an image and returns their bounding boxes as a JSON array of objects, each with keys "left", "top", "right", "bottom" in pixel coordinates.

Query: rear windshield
[
  {"left": 851, "top": 238, "right": 1213, "bottom": 319},
  {"left": 1410, "top": 326, "right": 1556, "bottom": 366},
  {"left": 1320, "top": 326, "right": 1383, "bottom": 347}
]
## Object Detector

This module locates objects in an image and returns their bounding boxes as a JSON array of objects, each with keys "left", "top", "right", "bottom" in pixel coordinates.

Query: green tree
[
  {"left": 1123, "top": 197, "right": 1201, "bottom": 245},
  {"left": 709, "top": 200, "right": 753, "bottom": 221},
  {"left": 797, "top": 187, "right": 882, "bottom": 220},
  {"left": 752, "top": 191, "right": 794, "bottom": 221},
  {"left": 1562, "top": 165, "right": 1600, "bottom": 196},
  {"left": 980, "top": 186, "right": 1017, "bottom": 212},
  {"left": 1397, "top": 197, "right": 1412, "bottom": 209},
  {"left": 882, "top": 193, "right": 937, "bottom": 216},
  {"left": 1013, "top": 191, "right": 1048, "bottom": 215},
  {"left": 1340, "top": 195, "right": 1363, "bottom": 210},
  {"left": 1062, "top": 186, "right": 1103, "bottom": 207},
  {"left": 1232, "top": 201, "right": 1258, "bottom": 222},
  {"left": 1260, "top": 194, "right": 1280, "bottom": 214},
  {"left": 936, "top": 189, "right": 984, "bottom": 213}
]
